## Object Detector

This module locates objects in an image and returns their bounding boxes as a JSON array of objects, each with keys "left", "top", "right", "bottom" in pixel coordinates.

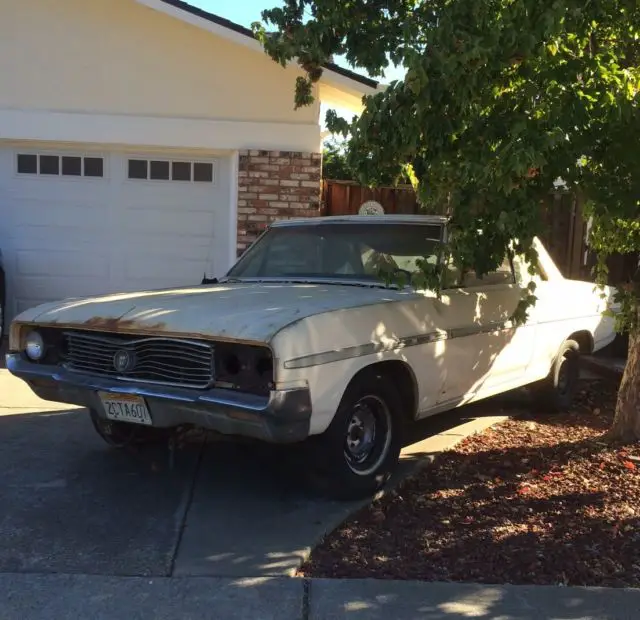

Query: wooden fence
[
  {"left": 321, "top": 179, "right": 420, "bottom": 217},
  {"left": 321, "top": 179, "right": 635, "bottom": 284}
]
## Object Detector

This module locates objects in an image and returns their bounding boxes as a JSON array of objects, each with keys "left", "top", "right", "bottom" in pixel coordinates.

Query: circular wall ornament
[{"left": 358, "top": 200, "right": 385, "bottom": 216}]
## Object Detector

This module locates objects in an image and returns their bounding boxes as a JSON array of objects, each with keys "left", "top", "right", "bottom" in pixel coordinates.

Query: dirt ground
[{"left": 301, "top": 379, "right": 640, "bottom": 588}]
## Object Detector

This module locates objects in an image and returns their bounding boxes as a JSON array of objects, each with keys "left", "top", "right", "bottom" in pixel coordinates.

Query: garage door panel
[
  {"left": 125, "top": 255, "right": 208, "bottom": 281},
  {"left": 8, "top": 199, "right": 109, "bottom": 231},
  {"left": 117, "top": 238, "right": 213, "bottom": 259},
  {"left": 7, "top": 183, "right": 109, "bottom": 203},
  {"left": 15, "top": 250, "right": 110, "bottom": 278},
  {"left": 122, "top": 275, "right": 199, "bottom": 291},
  {"left": 14, "top": 275, "right": 112, "bottom": 295},
  {"left": 116, "top": 233, "right": 214, "bottom": 250},
  {"left": 122, "top": 209, "right": 216, "bottom": 237},
  {"left": 122, "top": 185, "right": 217, "bottom": 202},
  {"left": 9, "top": 225, "right": 110, "bottom": 249},
  {"left": 11, "top": 202, "right": 108, "bottom": 224},
  {"left": 124, "top": 244, "right": 212, "bottom": 262},
  {"left": 9, "top": 179, "right": 108, "bottom": 196}
]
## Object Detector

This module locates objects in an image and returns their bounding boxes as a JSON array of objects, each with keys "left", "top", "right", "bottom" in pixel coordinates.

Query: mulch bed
[{"left": 300, "top": 379, "right": 640, "bottom": 588}]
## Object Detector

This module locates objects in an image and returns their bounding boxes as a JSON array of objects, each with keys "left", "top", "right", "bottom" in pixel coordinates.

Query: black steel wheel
[
  {"left": 309, "top": 369, "right": 404, "bottom": 500},
  {"left": 531, "top": 339, "right": 581, "bottom": 412},
  {"left": 343, "top": 394, "right": 393, "bottom": 477}
]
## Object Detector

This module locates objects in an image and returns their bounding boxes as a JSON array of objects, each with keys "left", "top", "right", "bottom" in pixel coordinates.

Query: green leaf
[{"left": 256, "top": 0, "right": 640, "bottom": 340}]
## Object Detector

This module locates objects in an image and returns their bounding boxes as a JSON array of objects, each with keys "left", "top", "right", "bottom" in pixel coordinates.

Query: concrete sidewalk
[
  {"left": 308, "top": 578, "right": 640, "bottom": 619},
  {"left": 1, "top": 573, "right": 639, "bottom": 619}
]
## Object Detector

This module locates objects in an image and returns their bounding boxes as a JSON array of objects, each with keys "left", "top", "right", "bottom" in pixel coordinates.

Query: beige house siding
[
  {"left": 0, "top": 0, "right": 335, "bottom": 268},
  {"left": 0, "top": 0, "right": 319, "bottom": 126}
]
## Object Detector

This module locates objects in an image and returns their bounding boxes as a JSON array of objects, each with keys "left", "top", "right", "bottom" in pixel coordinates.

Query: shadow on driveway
[
  {"left": 0, "top": 407, "right": 202, "bottom": 577},
  {"left": 0, "top": 376, "right": 533, "bottom": 580}
]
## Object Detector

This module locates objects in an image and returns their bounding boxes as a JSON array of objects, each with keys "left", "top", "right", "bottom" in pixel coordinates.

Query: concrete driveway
[{"left": 0, "top": 365, "right": 508, "bottom": 580}]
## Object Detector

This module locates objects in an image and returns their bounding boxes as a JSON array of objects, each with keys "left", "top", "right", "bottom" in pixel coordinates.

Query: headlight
[
  {"left": 214, "top": 343, "right": 274, "bottom": 395},
  {"left": 25, "top": 330, "right": 45, "bottom": 361}
]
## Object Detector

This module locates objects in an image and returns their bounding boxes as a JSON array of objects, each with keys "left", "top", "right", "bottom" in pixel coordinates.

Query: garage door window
[
  {"left": 16, "top": 154, "right": 37, "bottom": 174},
  {"left": 16, "top": 153, "right": 104, "bottom": 178},
  {"left": 39, "top": 155, "right": 60, "bottom": 175},
  {"left": 128, "top": 159, "right": 215, "bottom": 183}
]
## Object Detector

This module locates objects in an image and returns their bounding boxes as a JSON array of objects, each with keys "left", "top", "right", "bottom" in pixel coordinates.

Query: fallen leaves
[
  {"left": 300, "top": 379, "right": 640, "bottom": 588},
  {"left": 542, "top": 471, "right": 564, "bottom": 482}
]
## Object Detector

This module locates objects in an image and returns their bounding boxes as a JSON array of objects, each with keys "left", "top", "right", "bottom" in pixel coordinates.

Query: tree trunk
[{"left": 607, "top": 328, "right": 640, "bottom": 442}]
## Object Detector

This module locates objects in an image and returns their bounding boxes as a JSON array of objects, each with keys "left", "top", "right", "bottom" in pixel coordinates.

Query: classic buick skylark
[{"left": 7, "top": 215, "right": 617, "bottom": 499}]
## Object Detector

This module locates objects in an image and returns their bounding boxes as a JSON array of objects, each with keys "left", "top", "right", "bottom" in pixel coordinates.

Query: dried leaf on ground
[{"left": 300, "top": 379, "right": 640, "bottom": 588}]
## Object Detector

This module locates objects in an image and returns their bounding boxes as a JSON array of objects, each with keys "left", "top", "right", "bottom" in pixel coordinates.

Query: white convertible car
[{"left": 6, "top": 215, "right": 616, "bottom": 499}]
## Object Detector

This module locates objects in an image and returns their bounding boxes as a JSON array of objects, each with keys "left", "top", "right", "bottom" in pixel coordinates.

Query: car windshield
[{"left": 226, "top": 222, "right": 444, "bottom": 285}]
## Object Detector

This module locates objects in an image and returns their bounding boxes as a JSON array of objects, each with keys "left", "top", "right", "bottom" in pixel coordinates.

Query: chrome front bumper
[{"left": 6, "top": 353, "right": 312, "bottom": 443}]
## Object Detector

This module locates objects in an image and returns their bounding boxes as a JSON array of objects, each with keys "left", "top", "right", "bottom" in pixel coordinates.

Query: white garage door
[{"left": 0, "top": 143, "right": 234, "bottom": 323}]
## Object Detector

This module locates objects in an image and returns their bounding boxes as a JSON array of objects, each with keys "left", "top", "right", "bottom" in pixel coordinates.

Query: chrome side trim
[
  {"left": 284, "top": 330, "right": 448, "bottom": 370},
  {"left": 448, "top": 320, "right": 515, "bottom": 340},
  {"left": 283, "top": 320, "right": 519, "bottom": 369}
]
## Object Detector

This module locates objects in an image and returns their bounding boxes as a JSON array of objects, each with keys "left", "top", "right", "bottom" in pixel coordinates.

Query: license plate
[{"left": 98, "top": 392, "right": 152, "bottom": 426}]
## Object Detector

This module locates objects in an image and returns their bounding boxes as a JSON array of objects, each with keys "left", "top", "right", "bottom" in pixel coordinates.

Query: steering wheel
[
  {"left": 389, "top": 267, "right": 413, "bottom": 287},
  {"left": 394, "top": 267, "right": 412, "bottom": 279}
]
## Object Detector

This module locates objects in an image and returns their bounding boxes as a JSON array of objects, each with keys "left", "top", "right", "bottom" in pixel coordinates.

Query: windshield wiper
[{"left": 220, "top": 276, "right": 397, "bottom": 289}]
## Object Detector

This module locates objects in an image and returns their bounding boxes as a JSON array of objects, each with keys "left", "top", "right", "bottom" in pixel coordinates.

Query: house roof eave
[{"left": 135, "top": 0, "right": 381, "bottom": 99}]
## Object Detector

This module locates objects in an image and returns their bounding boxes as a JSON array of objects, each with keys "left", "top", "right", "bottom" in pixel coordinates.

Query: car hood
[{"left": 19, "top": 282, "right": 410, "bottom": 343}]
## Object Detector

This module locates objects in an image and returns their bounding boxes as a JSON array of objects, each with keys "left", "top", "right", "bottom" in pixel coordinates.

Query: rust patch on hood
[
  {"left": 82, "top": 316, "right": 168, "bottom": 332},
  {"left": 27, "top": 316, "right": 264, "bottom": 345}
]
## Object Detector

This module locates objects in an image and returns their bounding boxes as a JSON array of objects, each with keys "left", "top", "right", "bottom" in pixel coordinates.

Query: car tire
[
  {"left": 308, "top": 370, "right": 404, "bottom": 501},
  {"left": 531, "top": 339, "right": 581, "bottom": 412},
  {"left": 89, "top": 409, "right": 167, "bottom": 448}
]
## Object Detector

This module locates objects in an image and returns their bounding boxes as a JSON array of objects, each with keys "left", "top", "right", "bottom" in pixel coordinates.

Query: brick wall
[{"left": 236, "top": 149, "right": 322, "bottom": 255}]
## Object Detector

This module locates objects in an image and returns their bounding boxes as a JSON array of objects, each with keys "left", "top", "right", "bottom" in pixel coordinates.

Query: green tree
[
  {"left": 254, "top": 0, "right": 640, "bottom": 440},
  {"left": 323, "top": 136, "right": 412, "bottom": 184},
  {"left": 322, "top": 137, "right": 353, "bottom": 180}
]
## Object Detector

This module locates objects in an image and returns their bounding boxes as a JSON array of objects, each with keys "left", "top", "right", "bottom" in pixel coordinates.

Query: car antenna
[{"left": 201, "top": 272, "right": 218, "bottom": 285}]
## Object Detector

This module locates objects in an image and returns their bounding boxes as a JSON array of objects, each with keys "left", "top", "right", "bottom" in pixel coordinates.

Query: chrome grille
[{"left": 63, "top": 331, "right": 215, "bottom": 388}]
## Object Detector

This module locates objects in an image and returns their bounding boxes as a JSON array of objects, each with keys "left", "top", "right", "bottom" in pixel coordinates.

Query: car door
[
  {"left": 510, "top": 237, "right": 604, "bottom": 383},
  {"left": 434, "top": 255, "right": 537, "bottom": 406}
]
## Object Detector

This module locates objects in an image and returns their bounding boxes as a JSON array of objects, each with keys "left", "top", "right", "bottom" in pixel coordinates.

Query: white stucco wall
[{"left": 0, "top": 0, "right": 319, "bottom": 126}]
